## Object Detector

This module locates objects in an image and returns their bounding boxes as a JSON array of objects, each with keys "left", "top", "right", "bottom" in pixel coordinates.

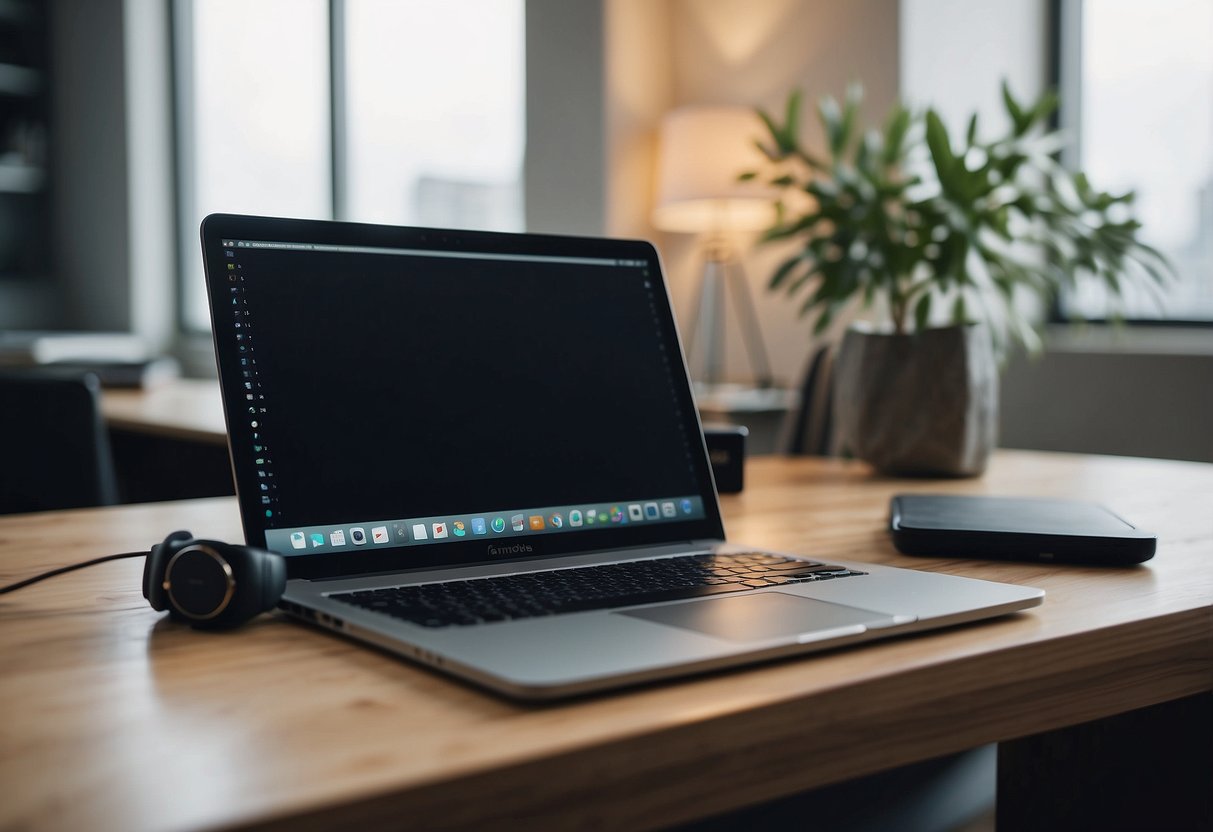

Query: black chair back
[
  {"left": 0, "top": 371, "right": 119, "bottom": 514},
  {"left": 785, "top": 344, "right": 838, "bottom": 456}
]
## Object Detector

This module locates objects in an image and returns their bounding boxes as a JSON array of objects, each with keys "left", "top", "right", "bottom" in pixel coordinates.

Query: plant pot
[{"left": 833, "top": 325, "right": 997, "bottom": 477}]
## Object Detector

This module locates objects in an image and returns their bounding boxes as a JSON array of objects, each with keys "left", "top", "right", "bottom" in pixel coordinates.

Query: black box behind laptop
[{"left": 704, "top": 424, "right": 747, "bottom": 493}]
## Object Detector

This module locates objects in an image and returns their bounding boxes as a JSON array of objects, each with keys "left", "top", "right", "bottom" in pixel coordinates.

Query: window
[
  {"left": 174, "top": 0, "right": 525, "bottom": 332},
  {"left": 1057, "top": 0, "right": 1213, "bottom": 322}
]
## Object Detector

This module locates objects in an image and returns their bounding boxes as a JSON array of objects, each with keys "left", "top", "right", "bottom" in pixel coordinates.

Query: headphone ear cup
[
  {"left": 144, "top": 530, "right": 194, "bottom": 611},
  {"left": 259, "top": 549, "right": 288, "bottom": 612},
  {"left": 182, "top": 543, "right": 285, "bottom": 630}
]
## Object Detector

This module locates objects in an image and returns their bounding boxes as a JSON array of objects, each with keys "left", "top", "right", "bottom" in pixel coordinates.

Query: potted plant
[{"left": 741, "top": 83, "right": 1169, "bottom": 476}]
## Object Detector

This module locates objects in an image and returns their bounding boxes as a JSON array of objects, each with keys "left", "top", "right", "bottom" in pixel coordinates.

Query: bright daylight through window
[
  {"left": 175, "top": 0, "right": 526, "bottom": 332},
  {"left": 1062, "top": 0, "right": 1213, "bottom": 321}
]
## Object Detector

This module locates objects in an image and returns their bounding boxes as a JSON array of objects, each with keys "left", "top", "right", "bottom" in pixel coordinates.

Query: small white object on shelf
[{"left": 0, "top": 331, "right": 150, "bottom": 366}]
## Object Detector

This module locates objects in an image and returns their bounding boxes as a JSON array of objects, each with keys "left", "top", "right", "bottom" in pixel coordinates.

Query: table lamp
[{"left": 653, "top": 105, "right": 776, "bottom": 390}]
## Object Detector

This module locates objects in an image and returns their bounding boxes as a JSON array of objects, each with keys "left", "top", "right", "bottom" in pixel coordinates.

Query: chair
[
  {"left": 784, "top": 343, "right": 838, "bottom": 456},
  {"left": 0, "top": 370, "right": 119, "bottom": 514}
]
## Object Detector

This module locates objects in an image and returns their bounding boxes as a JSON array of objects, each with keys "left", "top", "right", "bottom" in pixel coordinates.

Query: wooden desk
[
  {"left": 101, "top": 378, "right": 227, "bottom": 447},
  {"left": 99, "top": 381, "right": 800, "bottom": 498},
  {"left": 101, "top": 380, "right": 233, "bottom": 503},
  {"left": 101, "top": 380, "right": 800, "bottom": 454},
  {"left": 1, "top": 452, "right": 1210, "bottom": 831}
]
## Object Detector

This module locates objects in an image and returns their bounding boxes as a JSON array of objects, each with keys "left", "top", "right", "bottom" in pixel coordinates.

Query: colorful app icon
[
  {"left": 529, "top": 515, "right": 545, "bottom": 531},
  {"left": 394, "top": 524, "right": 408, "bottom": 539},
  {"left": 662, "top": 501, "right": 676, "bottom": 518},
  {"left": 472, "top": 517, "right": 487, "bottom": 535},
  {"left": 491, "top": 517, "right": 506, "bottom": 533},
  {"left": 432, "top": 522, "right": 448, "bottom": 539},
  {"left": 309, "top": 533, "right": 324, "bottom": 548},
  {"left": 569, "top": 509, "right": 583, "bottom": 527},
  {"left": 548, "top": 513, "right": 563, "bottom": 529},
  {"left": 452, "top": 520, "right": 467, "bottom": 537},
  {"left": 644, "top": 502, "right": 659, "bottom": 519},
  {"left": 680, "top": 499, "right": 693, "bottom": 514},
  {"left": 329, "top": 529, "right": 346, "bottom": 546},
  {"left": 411, "top": 523, "right": 428, "bottom": 541},
  {"left": 511, "top": 514, "right": 525, "bottom": 532},
  {"left": 610, "top": 506, "right": 624, "bottom": 523},
  {"left": 371, "top": 526, "right": 389, "bottom": 544},
  {"left": 628, "top": 504, "right": 643, "bottom": 522},
  {"left": 587, "top": 508, "right": 598, "bottom": 525},
  {"left": 290, "top": 532, "right": 306, "bottom": 550},
  {"left": 350, "top": 527, "right": 367, "bottom": 545}
]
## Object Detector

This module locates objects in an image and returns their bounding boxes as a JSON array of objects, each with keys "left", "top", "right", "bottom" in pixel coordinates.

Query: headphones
[{"left": 143, "top": 531, "right": 287, "bottom": 630}]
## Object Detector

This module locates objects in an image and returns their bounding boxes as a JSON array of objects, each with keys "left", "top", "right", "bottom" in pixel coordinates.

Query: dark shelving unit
[{"left": 0, "top": 0, "right": 50, "bottom": 280}]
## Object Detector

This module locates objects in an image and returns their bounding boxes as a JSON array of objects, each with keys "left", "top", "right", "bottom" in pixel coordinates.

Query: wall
[
  {"left": 900, "top": 0, "right": 1048, "bottom": 132},
  {"left": 50, "top": 0, "right": 130, "bottom": 333},
  {"left": 606, "top": 0, "right": 901, "bottom": 388},
  {"left": 28, "top": 0, "right": 604, "bottom": 352},
  {"left": 18, "top": 0, "right": 176, "bottom": 348},
  {"left": 900, "top": 0, "right": 1213, "bottom": 463},
  {"left": 525, "top": 0, "right": 607, "bottom": 236},
  {"left": 1000, "top": 330, "right": 1213, "bottom": 463}
]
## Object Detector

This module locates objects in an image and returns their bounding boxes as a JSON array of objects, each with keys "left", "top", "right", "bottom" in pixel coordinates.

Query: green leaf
[
  {"left": 768, "top": 255, "right": 803, "bottom": 290},
  {"left": 966, "top": 113, "right": 978, "bottom": 146},
  {"left": 812, "top": 304, "right": 836, "bottom": 335},
  {"left": 883, "top": 105, "right": 911, "bottom": 164},
  {"left": 737, "top": 171, "right": 758, "bottom": 182},
  {"left": 1002, "top": 81, "right": 1027, "bottom": 133},
  {"left": 757, "top": 110, "right": 788, "bottom": 157},
  {"left": 925, "top": 110, "right": 957, "bottom": 190},
  {"left": 833, "top": 83, "right": 863, "bottom": 156},
  {"left": 783, "top": 89, "right": 803, "bottom": 149},
  {"left": 914, "top": 292, "right": 933, "bottom": 332},
  {"left": 951, "top": 292, "right": 968, "bottom": 325},
  {"left": 795, "top": 149, "right": 829, "bottom": 171},
  {"left": 818, "top": 95, "right": 843, "bottom": 158},
  {"left": 1026, "top": 89, "right": 1059, "bottom": 127}
]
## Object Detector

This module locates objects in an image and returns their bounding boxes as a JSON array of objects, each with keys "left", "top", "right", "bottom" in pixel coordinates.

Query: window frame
[
  {"left": 1048, "top": 0, "right": 1213, "bottom": 328},
  {"left": 171, "top": 0, "right": 536, "bottom": 338},
  {"left": 171, "top": 0, "right": 346, "bottom": 336}
]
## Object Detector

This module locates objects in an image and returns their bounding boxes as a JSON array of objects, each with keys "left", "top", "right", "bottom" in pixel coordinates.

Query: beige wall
[{"left": 606, "top": 0, "right": 901, "bottom": 388}]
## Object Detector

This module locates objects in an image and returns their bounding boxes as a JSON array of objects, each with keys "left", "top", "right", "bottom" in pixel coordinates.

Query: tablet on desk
[{"left": 890, "top": 494, "right": 1157, "bottom": 565}]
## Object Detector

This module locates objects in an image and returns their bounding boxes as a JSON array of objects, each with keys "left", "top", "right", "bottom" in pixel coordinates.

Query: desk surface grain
[
  {"left": 101, "top": 378, "right": 228, "bottom": 446},
  {"left": 1, "top": 451, "right": 1210, "bottom": 832}
]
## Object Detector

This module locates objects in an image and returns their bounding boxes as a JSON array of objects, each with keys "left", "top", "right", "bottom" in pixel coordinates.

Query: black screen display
[{"left": 204, "top": 216, "right": 723, "bottom": 575}]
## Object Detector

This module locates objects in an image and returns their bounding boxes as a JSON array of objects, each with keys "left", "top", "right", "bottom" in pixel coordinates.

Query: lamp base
[{"left": 684, "top": 249, "right": 773, "bottom": 390}]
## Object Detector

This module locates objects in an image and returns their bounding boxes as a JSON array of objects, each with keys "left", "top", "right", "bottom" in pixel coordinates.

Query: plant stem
[{"left": 890, "top": 277, "right": 909, "bottom": 335}]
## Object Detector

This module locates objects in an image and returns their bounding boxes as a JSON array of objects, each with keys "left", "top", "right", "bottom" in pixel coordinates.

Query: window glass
[
  {"left": 179, "top": 0, "right": 332, "bottom": 332},
  {"left": 342, "top": 0, "right": 525, "bottom": 231},
  {"left": 176, "top": 0, "right": 526, "bottom": 333},
  {"left": 1066, "top": 0, "right": 1213, "bottom": 320}
]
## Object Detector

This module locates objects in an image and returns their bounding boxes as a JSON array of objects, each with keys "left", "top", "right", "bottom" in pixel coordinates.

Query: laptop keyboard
[{"left": 329, "top": 552, "right": 866, "bottom": 628}]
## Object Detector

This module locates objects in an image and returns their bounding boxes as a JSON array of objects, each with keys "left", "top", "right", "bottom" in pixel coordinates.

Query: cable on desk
[{"left": 0, "top": 551, "right": 146, "bottom": 595}]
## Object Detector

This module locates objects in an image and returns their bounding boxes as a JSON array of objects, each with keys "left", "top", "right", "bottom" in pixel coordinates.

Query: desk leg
[{"left": 997, "top": 693, "right": 1212, "bottom": 831}]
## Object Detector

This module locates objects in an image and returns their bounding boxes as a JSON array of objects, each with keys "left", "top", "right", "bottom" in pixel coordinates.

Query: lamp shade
[{"left": 652, "top": 105, "right": 775, "bottom": 233}]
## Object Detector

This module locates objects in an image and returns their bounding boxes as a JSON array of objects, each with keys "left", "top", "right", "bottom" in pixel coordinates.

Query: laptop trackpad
[{"left": 617, "top": 592, "right": 897, "bottom": 643}]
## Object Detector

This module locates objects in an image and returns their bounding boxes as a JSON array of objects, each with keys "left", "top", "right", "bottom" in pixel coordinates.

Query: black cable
[{"left": 0, "top": 551, "right": 147, "bottom": 595}]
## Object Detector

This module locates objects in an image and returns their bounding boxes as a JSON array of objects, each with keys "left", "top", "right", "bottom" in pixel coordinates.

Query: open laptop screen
[{"left": 202, "top": 215, "right": 725, "bottom": 576}]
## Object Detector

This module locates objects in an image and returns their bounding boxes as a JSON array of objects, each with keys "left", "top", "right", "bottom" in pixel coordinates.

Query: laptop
[{"left": 202, "top": 213, "right": 1043, "bottom": 700}]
